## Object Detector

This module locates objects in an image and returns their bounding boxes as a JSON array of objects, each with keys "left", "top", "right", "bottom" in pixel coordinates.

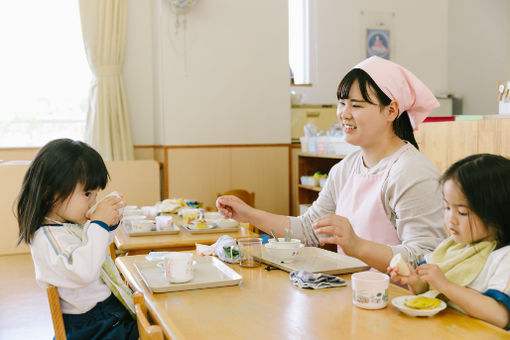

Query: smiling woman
[{"left": 0, "top": 0, "right": 91, "bottom": 147}]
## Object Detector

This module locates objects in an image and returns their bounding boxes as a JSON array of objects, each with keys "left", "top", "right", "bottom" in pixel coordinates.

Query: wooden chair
[
  {"left": 217, "top": 189, "right": 259, "bottom": 233},
  {"left": 134, "top": 292, "right": 164, "bottom": 340},
  {"left": 46, "top": 284, "right": 67, "bottom": 340}
]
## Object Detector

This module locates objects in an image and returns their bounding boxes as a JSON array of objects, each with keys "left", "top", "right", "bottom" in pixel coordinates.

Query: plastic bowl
[
  {"left": 217, "top": 219, "right": 239, "bottom": 228},
  {"left": 265, "top": 243, "right": 304, "bottom": 263}
]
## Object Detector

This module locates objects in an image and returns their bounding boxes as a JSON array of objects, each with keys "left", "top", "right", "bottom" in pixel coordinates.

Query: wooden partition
[{"left": 165, "top": 145, "right": 290, "bottom": 215}]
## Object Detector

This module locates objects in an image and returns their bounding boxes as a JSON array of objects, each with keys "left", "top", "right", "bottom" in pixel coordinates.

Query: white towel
[{"left": 290, "top": 270, "right": 347, "bottom": 289}]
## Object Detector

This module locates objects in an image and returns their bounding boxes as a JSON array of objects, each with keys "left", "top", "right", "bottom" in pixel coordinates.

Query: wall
[
  {"left": 448, "top": 0, "right": 510, "bottom": 115},
  {"left": 124, "top": 0, "right": 290, "bottom": 146},
  {"left": 294, "top": 0, "right": 448, "bottom": 105},
  {"left": 293, "top": 0, "right": 510, "bottom": 117}
]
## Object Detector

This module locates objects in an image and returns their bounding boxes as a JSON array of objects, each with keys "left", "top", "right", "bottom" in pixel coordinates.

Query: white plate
[{"left": 391, "top": 295, "right": 447, "bottom": 317}]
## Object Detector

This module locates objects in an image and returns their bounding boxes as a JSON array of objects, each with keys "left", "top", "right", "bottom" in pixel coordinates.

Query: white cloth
[
  {"left": 30, "top": 221, "right": 116, "bottom": 314},
  {"left": 290, "top": 145, "right": 447, "bottom": 267}
]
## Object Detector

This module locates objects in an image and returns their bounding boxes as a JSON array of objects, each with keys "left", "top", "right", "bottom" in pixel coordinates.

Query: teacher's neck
[{"left": 361, "top": 136, "right": 406, "bottom": 169}]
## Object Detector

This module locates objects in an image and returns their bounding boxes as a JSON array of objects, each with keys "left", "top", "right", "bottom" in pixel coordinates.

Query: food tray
[
  {"left": 258, "top": 246, "right": 369, "bottom": 274},
  {"left": 134, "top": 256, "right": 242, "bottom": 293},
  {"left": 125, "top": 223, "right": 180, "bottom": 237}
]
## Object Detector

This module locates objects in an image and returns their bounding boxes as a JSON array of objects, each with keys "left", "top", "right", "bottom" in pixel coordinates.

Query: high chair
[
  {"left": 46, "top": 284, "right": 67, "bottom": 340},
  {"left": 217, "top": 189, "right": 259, "bottom": 233},
  {"left": 134, "top": 292, "right": 164, "bottom": 340}
]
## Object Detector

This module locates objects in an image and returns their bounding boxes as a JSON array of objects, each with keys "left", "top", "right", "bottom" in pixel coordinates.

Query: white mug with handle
[{"left": 157, "top": 252, "right": 194, "bottom": 283}]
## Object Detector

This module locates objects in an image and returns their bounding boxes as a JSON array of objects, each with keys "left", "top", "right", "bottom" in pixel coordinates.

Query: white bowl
[
  {"left": 204, "top": 212, "right": 222, "bottom": 222},
  {"left": 268, "top": 238, "right": 302, "bottom": 248},
  {"left": 132, "top": 220, "right": 155, "bottom": 233},
  {"left": 391, "top": 295, "right": 447, "bottom": 317},
  {"left": 217, "top": 219, "right": 239, "bottom": 228},
  {"left": 265, "top": 243, "right": 304, "bottom": 263}
]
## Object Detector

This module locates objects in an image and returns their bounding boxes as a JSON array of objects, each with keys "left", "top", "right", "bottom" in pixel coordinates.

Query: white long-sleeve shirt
[
  {"left": 290, "top": 145, "right": 448, "bottom": 267},
  {"left": 30, "top": 221, "right": 116, "bottom": 314}
]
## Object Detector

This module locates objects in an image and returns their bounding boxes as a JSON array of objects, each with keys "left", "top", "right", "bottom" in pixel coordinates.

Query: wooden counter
[{"left": 116, "top": 255, "right": 509, "bottom": 340}]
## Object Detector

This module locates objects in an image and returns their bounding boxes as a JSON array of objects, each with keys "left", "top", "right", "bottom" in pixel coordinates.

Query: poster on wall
[
  {"left": 360, "top": 10, "right": 394, "bottom": 60},
  {"left": 366, "top": 29, "right": 390, "bottom": 59}
]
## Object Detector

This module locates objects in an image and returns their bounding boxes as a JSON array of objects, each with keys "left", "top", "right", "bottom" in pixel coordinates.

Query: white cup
[
  {"left": 351, "top": 271, "right": 389, "bottom": 309},
  {"left": 141, "top": 206, "right": 158, "bottom": 218},
  {"left": 158, "top": 252, "right": 194, "bottom": 283},
  {"left": 155, "top": 215, "right": 173, "bottom": 231}
]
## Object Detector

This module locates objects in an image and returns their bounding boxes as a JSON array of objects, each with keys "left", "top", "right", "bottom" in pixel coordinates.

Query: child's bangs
[{"left": 76, "top": 154, "right": 109, "bottom": 192}]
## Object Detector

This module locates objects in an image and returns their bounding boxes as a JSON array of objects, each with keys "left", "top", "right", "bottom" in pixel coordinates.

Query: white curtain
[{"left": 79, "top": 0, "right": 134, "bottom": 160}]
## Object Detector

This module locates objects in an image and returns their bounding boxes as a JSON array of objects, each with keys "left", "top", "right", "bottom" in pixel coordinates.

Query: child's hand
[
  {"left": 416, "top": 264, "right": 449, "bottom": 292},
  {"left": 387, "top": 263, "right": 419, "bottom": 286},
  {"left": 88, "top": 194, "right": 126, "bottom": 227}
]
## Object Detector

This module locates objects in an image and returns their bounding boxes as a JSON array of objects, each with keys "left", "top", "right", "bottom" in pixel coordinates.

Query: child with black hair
[
  {"left": 17, "top": 138, "right": 138, "bottom": 339},
  {"left": 388, "top": 153, "right": 510, "bottom": 329}
]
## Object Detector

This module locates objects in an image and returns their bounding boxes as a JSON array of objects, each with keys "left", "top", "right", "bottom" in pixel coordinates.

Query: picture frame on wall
[
  {"left": 366, "top": 29, "right": 390, "bottom": 59},
  {"left": 360, "top": 10, "right": 395, "bottom": 60}
]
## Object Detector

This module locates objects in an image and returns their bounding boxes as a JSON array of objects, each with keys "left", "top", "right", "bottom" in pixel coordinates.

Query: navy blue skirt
[{"left": 60, "top": 293, "right": 138, "bottom": 340}]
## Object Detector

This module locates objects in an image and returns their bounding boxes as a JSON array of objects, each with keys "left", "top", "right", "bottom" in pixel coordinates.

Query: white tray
[
  {"left": 258, "top": 246, "right": 369, "bottom": 274},
  {"left": 125, "top": 224, "right": 180, "bottom": 237},
  {"left": 177, "top": 222, "right": 240, "bottom": 234},
  {"left": 134, "top": 256, "right": 242, "bottom": 293}
]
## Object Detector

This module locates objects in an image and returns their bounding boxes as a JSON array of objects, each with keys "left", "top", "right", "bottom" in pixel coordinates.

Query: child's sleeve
[
  {"left": 482, "top": 251, "right": 510, "bottom": 315},
  {"left": 32, "top": 222, "right": 111, "bottom": 289}
]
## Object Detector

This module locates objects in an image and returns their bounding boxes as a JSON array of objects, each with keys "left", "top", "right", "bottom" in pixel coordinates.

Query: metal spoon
[{"left": 270, "top": 229, "right": 279, "bottom": 242}]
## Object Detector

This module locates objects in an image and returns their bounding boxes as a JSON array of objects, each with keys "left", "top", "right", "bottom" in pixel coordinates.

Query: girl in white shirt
[
  {"left": 388, "top": 153, "right": 510, "bottom": 329},
  {"left": 17, "top": 138, "right": 137, "bottom": 340}
]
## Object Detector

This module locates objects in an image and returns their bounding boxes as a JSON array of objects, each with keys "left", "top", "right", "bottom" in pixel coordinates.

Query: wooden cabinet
[{"left": 297, "top": 153, "right": 343, "bottom": 206}]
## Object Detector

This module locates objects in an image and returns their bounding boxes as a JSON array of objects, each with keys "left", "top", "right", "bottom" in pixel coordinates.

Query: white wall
[
  {"left": 124, "top": 0, "right": 290, "bottom": 146},
  {"left": 448, "top": 0, "right": 510, "bottom": 115},
  {"left": 293, "top": 0, "right": 448, "bottom": 105}
]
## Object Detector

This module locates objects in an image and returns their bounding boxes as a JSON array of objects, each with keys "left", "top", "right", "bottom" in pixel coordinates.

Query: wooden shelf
[
  {"left": 298, "top": 154, "right": 344, "bottom": 206},
  {"left": 298, "top": 184, "right": 322, "bottom": 192}
]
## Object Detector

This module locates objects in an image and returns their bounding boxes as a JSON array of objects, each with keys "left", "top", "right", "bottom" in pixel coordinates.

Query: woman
[{"left": 217, "top": 56, "right": 447, "bottom": 272}]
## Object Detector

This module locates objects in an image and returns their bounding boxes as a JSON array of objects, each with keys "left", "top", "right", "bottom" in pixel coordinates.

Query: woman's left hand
[
  {"left": 416, "top": 264, "right": 449, "bottom": 292},
  {"left": 312, "top": 214, "right": 361, "bottom": 256}
]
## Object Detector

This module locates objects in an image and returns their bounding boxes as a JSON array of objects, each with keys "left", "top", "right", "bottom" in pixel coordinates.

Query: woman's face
[
  {"left": 336, "top": 80, "right": 392, "bottom": 148},
  {"left": 442, "top": 179, "right": 490, "bottom": 244}
]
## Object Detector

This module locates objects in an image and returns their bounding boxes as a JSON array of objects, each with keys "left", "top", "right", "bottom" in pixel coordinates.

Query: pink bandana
[{"left": 354, "top": 56, "right": 439, "bottom": 129}]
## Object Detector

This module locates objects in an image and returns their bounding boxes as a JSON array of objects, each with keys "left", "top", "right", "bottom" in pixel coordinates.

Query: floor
[{"left": 0, "top": 254, "right": 53, "bottom": 340}]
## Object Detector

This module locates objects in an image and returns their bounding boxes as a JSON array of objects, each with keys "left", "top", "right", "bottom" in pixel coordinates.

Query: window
[
  {"left": 288, "top": 0, "right": 310, "bottom": 85},
  {"left": 0, "top": 0, "right": 91, "bottom": 147}
]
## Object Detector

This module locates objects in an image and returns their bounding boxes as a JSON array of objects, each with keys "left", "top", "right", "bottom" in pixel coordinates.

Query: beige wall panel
[
  {"left": 0, "top": 164, "right": 30, "bottom": 255},
  {"left": 230, "top": 147, "right": 289, "bottom": 216},
  {"left": 447, "top": 121, "right": 478, "bottom": 167},
  {"left": 0, "top": 149, "right": 39, "bottom": 161},
  {"left": 134, "top": 147, "right": 156, "bottom": 160},
  {"left": 166, "top": 148, "right": 231, "bottom": 209}
]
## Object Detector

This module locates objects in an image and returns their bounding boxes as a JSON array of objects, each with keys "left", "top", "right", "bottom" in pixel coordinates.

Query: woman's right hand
[
  {"left": 89, "top": 195, "right": 125, "bottom": 227},
  {"left": 216, "top": 195, "right": 252, "bottom": 222}
]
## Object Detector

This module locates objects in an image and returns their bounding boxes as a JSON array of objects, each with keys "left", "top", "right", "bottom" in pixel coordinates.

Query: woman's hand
[
  {"left": 88, "top": 195, "right": 125, "bottom": 227},
  {"left": 417, "top": 264, "right": 450, "bottom": 293},
  {"left": 216, "top": 195, "right": 253, "bottom": 223},
  {"left": 311, "top": 214, "right": 361, "bottom": 256}
]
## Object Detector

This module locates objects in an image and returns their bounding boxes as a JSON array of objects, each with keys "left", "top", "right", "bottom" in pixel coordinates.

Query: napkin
[{"left": 290, "top": 270, "right": 347, "bottom": 289}]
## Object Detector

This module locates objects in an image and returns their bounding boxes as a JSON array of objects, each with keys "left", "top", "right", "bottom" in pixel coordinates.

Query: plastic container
[{"left": 299, "top": 136, "right": 309, "bottom": 153}]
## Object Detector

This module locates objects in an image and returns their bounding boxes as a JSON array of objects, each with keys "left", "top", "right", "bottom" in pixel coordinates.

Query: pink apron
[{"left": 335, "top": 144, "right": 411, "bottom": 253}]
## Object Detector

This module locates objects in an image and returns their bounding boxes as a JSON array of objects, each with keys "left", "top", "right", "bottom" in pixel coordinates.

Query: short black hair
[{"left": 17, "top": 139, "right": 109, "bottom": 244}]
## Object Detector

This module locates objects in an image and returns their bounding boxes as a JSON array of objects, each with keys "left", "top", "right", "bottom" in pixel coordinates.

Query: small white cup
[
  {"left": 141, "top": 206, "right": 158, "bottom": 218},
  {"left": 351, "top": 271, "right": 389, "bottom": 309},
  {"left": 155, "top": 215, "right": 173, "bottom": 231},
  {"left": 389, "top": 253, "right": 410, "bottom": 276},
  {"left": 158, "top": 252, "right": 194, "bottom": 283}
]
